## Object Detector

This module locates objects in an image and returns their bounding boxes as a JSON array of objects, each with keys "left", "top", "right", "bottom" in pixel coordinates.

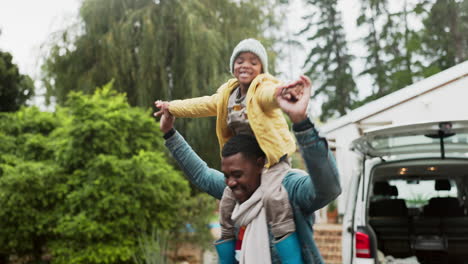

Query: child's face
[{"left": 233, "top": 52, "right": 262, "bottom": 87}]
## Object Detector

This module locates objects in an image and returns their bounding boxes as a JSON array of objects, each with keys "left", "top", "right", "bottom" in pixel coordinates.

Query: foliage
[
  {"left": 133, "top": 230, "right": 170, "bottom": 264},
  {"left": 420, "top": 0, "right": 468, "bottom": 72},
  {"left": 356, "top": 0, "right": 390, "bottom": 97},
  {"left": 0, "top": 84, "right": 215, "bottom": 263},
  {"left": 0, "top": 50, "right": 34, "bottom": 112},
  {"left": 41, "top": 0, "right": 278, "bottom": 169},
  {"left": 169, "top": 193, "right": 216, "bottom": 249},
  {"left": 355, "top": 0, "right": 429, "bottom": 108},
  {"left": 354, "top": 0, "right": 468, "bottom": 108},
  {"left": 300, "top": 0, "right": 358, "bottom": 121},
  {"left": 327, "top": 199, "right": 337, "bottom": 212},
  {"left": 406, "top": 192, "right": 432, "bottom": 207},
  {"left": 41, "top": 0, "right": 468, "bottom": 125},
  {"left": 133, "top": 193, "right": 215, "bottom": 263}
]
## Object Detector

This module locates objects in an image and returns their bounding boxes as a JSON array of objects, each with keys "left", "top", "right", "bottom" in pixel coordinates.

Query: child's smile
[{"left": 233, "top": 52, "right": 263, "bottom": 91}]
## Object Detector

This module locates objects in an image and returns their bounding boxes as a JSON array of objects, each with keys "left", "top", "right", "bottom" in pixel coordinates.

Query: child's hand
[{"left": 154, "top": 100, "right": 170, "bottom": 117}]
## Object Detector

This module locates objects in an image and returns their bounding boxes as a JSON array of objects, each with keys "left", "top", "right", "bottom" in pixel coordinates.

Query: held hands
[
  {"left": 154, "top": 100, "right": 174, "bottom": 133},
  {"left": 275, "top": 75, "right": 312, "bottom": 123},
  {"left": 275, "top": 79, "right": 304, "bottom": 102},
  {"left": 154, "top": 100, "right": 170, "bottom": 118}
]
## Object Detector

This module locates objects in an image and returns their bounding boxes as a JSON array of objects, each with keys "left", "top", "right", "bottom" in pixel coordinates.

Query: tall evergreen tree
[
  {"left": 356, "top": 0, "right": 427, "bottom": 106},
  {"left": 42, "top": 0, "right": 277, "bottom": 167},
  {"left": 301, "top": 0, "right": 357, "bottom": 121},
  {"left": 0, "top": 50, "right": 34, "bottom": 112},
  {"left": 357, "top": 0, "right": 389, "bottom": 98},
  {"left": 421, "top": 0, "right": 468, "bottom": 73},
  {"left": 383, "top": 0, "right": 422, "bottom": 89}
]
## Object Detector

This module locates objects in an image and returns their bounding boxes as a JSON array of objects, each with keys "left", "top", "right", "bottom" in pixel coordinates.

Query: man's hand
[
  {"left": 154, "top": 100, "right": 170, "bottom": 118},
  {"left": 275, "top": 79, "right": 304, "bottom": 103},
  {"left": 276, "top": 75, "right": 312, "bottom": 123},
  {"left": 154, "top": 108, "right": 175, "bottom": 134}
]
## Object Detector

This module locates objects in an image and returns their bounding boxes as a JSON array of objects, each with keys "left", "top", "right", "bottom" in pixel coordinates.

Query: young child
[{"left": 155, "top": 38, "right": 308, "bottom": 263}]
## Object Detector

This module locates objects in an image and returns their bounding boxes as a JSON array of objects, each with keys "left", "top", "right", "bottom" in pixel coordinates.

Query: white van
[{"left": 341, "top": 120, "right": 468, "bottom": 264}]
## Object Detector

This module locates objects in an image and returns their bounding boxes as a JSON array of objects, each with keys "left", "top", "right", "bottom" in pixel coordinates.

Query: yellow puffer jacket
[{"left": 168, "top": 73, "right": 296, "bottom": 168}]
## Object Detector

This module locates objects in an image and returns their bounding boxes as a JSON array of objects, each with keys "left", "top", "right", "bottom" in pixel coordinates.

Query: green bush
[{"left": 0, "top": 84, "right": 215, "bottom": 263}]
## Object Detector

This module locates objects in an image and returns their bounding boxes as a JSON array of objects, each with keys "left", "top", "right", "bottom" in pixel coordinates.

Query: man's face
[
  {"left": 233, "top": 52, "right": 263, "bottom": 88},
  {"left": 221, "top": 153, "right": 264, "bottom": 204}
]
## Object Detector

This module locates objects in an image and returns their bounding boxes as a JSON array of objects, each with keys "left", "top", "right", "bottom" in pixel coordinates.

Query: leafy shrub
[{"left": 0, "top": 84, "right": 215, "bottom": 263}]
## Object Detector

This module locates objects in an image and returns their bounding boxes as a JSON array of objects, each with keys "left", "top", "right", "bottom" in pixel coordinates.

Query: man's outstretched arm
[
  {"left": 276, "top": 76, "right": 341, "bottom": 213},
  {"left": 157, "top": 109, "right": 226, "bottom": 200},
  {"left": 293, "top": 119, "right": 341, "bottom": 212}
]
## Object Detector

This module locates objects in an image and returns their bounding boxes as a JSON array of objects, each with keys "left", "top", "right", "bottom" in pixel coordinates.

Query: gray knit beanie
[{"left": 230, "top": 38, "right": 268, "bottom": 75}]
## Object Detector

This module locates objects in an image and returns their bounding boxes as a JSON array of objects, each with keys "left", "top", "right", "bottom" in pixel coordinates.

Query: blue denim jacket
[{"left": 164, "top": 122, "right": 341, "bottom": 263}]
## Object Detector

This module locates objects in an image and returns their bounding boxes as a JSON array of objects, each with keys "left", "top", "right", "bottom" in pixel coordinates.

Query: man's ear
[{"left": 256, "top": 156, "right": 265, "bottom": 168}]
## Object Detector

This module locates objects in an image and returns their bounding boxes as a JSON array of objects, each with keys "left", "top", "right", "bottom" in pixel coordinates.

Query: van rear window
[{"left": 388, "top": 179, "right": 458, "bottom": 208}]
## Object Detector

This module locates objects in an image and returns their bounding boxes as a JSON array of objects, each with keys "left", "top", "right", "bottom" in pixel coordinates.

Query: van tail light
[{"left": 355, "top": 231, "right": 372, "bottom": 258}]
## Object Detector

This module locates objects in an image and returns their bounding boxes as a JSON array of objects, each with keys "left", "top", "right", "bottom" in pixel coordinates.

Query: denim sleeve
[
  {"left": 164, "top": 130, "right": 226, "bottom": 200},
  {"left": 292, "top": 122, "right": 342, "bottom": 213}
]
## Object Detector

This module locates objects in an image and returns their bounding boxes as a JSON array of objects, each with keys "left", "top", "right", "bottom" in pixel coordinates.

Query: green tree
[
  {"left": 421, "top": 0, "right": 468, "bottom": 73},
  {"left": 42, "top": 0, "right": 278, "bottom": 168},
  {"left": 0, "top": 85, "right": 215, "bottom": 263},
  {"left": 355, "top": 0, "right": 428, "bottom": 107},
  {"left": 0, "top": 50, "right": 34, "bottom": 112},
  {"left": 382, "top": 0, "right": 423, "bottom": 90},
  {"left": 0, "top": 107, "right": 61, "bottom": 262},
  {"left": 300, "top": 0, "right": 357, "bottom": 121},
  {"left": 356, "top": 0, "right": 390, "bottom": 97}
]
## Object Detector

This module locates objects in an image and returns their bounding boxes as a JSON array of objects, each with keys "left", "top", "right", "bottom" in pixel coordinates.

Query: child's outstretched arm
[
  {"left": 256, "top": 75, "right": 309, "bottom": 112},
  {"left": 154, "top": 91, "right": 221, "bottom": 118}
]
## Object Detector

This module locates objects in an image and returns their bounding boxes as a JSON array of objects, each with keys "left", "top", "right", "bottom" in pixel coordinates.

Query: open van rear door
[
  {"left": 346, "top": 120, "right": 468, "bottom": 263},
  {"left": 351, "top": 120, "right": 468, "bottom": 159}
]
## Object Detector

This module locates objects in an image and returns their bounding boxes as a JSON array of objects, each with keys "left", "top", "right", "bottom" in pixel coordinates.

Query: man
[{"left": 157, "top": 80, "right": 341, "bottom": 263}]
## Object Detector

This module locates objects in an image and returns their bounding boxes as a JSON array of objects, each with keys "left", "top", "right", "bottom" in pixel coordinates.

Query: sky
[
  {"left": 0, "top": 0, "right": 81, "bottom": 77},
  {"left": 0, "top": 0, "right": 364, "bottom": 110},
  {"left": 0, "top": 0, "right": 81, "bottom": 108}
]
